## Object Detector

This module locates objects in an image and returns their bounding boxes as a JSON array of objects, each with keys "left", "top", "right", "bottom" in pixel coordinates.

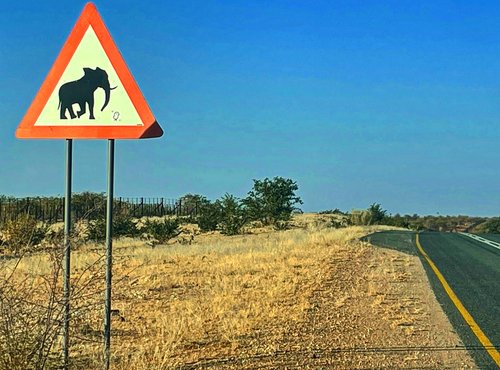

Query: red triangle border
[{"left": 16, "top": 2, "right": 163, "bottom": 139}]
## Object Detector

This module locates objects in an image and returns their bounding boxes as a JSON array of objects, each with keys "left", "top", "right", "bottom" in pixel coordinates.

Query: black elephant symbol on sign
[{"left": 58, "top": 67, "right": 117, "bottom": 120}]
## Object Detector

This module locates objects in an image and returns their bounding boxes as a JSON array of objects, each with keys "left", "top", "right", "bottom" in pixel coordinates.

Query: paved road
[{"left": 365, "top": 231, "right": 500, "bottom": 369}]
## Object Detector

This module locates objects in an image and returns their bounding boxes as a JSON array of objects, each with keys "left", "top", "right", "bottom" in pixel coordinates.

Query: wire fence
[{"left": 0, "top": 196, "right": 199, "bottom": 226}]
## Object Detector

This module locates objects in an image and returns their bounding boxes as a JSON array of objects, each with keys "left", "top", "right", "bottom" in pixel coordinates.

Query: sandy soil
[
  {"left": 2, "top": 221, "right": 477, "bottom": 369},
  {"left": 180, "top": 242, "right": 476, "bottom": 369}
]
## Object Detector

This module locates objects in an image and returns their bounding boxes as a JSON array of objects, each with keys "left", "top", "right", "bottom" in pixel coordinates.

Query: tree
[
  {"left": 196, "top": 200, "right": 222, "bottom": 232},
  {"left": 242, "top": 177, "right": 303, "bottom": 226},
  {"left": 179, "top": 194, "right": 209, "bottom": 215},
  {"left": 368, "top": 203, "right": 387, "bottom": 225}
]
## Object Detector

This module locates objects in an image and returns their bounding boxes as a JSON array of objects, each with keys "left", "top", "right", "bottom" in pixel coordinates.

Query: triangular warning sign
[{"left": 16, "top": 3, "right": 163, "bottom": 139}]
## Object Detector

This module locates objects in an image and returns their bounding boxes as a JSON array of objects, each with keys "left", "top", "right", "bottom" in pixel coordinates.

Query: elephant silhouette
[{"left": 58, "top": 67, "right": 117, "bottom": 120}]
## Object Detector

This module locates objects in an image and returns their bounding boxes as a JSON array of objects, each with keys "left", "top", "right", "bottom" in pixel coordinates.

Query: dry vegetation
[{"left": 0, "top": 214, "right": 476, "bottom": 369}]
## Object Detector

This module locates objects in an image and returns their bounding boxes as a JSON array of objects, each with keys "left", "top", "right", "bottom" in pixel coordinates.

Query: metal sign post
[
  {"left": 103, "top": 139, "right": 115, "bottom": 370},
  {"left": 63, "top": 138, "right": 73, "bottom": 369},
  {"left": 16, "top": 4, "right": 163, "bottom": 369}
]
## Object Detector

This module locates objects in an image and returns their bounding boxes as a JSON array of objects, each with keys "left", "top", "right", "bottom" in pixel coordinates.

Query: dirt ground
[
  {"left": 1, "top": 219, "right": 478, "bottom": 369},
  {"left": 179, "top": 242, "right": 476, "bottom": 369}
]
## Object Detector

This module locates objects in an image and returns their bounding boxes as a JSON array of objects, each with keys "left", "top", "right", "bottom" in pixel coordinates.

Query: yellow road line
[{"left": 416, "top": 233, "right": 500, "bottom": 367}]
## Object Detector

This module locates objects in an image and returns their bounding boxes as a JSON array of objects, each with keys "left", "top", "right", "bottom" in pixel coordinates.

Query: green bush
[
  {"left": 142, "top": 218, "right": 180, "bottom": 243},
  {"left": 196, "top": 201, "right": 223, "bottom": 232},
  {"left": 242, "top": 177, "right": 303, "bottom": 226},
  {"left": 72, "top": 192, "right": 106, "bottom": 220},
  {"left": 113, "top": 216, "right": 140, "bottom": 238},
  {"left": 87, "top": 218, "right": 107, "bottom": 242},
  {"left": 87, "top": 216, "right": 141, "bottom": 241},
  {"left": 179, "top": 194, "right": 221, "bottom": 232},
  {"left": 218, "top": 194, "right": 246, "bottom": 235},
  {"left": 184, "top": 194, "right": 247, "bottom": 235}
]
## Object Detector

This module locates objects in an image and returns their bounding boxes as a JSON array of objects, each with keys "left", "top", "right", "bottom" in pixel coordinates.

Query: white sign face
[{"left": 35, "top": 25, "right": 142, "bottom": 126}]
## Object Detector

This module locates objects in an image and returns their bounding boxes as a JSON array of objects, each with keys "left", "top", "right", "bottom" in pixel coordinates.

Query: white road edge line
[{"left": 459, "top": 232, "right": 500, "bottom": 251}]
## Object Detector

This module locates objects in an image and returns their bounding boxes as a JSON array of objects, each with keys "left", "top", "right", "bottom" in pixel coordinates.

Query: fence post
[
  {"left": 40, "top": 198, "right": 45, "bottom": 223},
  {"left": 140, "top": 197, "right": 144, "bottom": 217},
  {"left": 60, "top": 197, "right": 65, "bottom": 223}
]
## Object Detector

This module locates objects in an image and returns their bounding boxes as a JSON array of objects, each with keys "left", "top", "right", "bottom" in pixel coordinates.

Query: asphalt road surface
[{"left": 365, "top": 231, "right": 500, "bottom": 369}]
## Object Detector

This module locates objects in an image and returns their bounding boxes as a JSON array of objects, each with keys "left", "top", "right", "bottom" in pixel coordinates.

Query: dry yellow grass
[
  {"left": 0, "top": 216, "right": 474, "bottom": 369},
  {"left": 72, "top": 224, "right": 386, "bottom": 368}
]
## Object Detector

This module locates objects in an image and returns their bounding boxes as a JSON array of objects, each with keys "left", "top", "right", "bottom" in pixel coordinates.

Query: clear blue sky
[{"left": 2, "top": 1, "right": 500, "bottom": 216}]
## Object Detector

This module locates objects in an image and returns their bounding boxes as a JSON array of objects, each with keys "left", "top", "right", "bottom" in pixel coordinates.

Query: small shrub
[
  {"left": 349, "top": 204, "right": 388, "bottom": 226},
  {"left": 113, "top": 216, "right": 140, "bottom": 238},
  {"left": 176, "top": 224, "right": 199, "bottom": 245},
  {"left": 87, "top": 218, "right": 107, "bottom": 242},
  {"left": 349, "top": 210, "right": 372, "bottom": 226},
  {"left": 1, "top": 215, "right": 47, "bottom": 255},
  {"left": 87, "top": 216, "right": 141, "bottom": 241},
  {"left": 218, "top": 194, "right": 246, "bottom": 235},
  {"left": 274, "top": 220, "right": 289, "bottom": 231},
  {"left": 142, "top": 218, "right": 180, "bottom": 244},
  {"left": 43, "top": 223, "right": 64, "bottom": 247},
  {"left": 330, "top": 218, "right": 348, "bottom": 228},
  {"left": 0, "top": 248, "right": 105, "bottom": 369},
  {"left": 196, "top": 201, "right": 222, "bottom": 232},
  {"left": 73, "top": 219, "right": 90, "bottom": 244},
  {"left": 72, "top": 192, "right": 106, "bottom": 220}
]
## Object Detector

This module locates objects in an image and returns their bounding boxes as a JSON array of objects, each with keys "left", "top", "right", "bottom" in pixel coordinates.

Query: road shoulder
[{"left": 198, "top": 234, "right": 476, "bottom": 368}]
